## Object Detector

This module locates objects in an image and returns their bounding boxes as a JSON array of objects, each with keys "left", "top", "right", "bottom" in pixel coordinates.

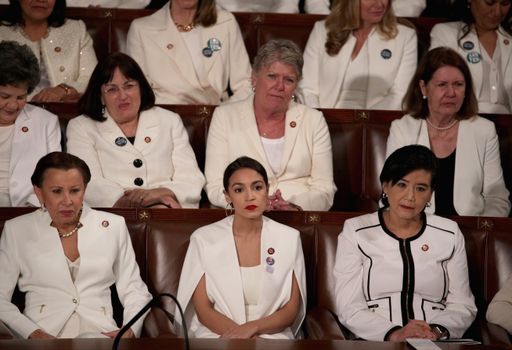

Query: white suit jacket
[
  {"left": 0, "top": 206, "right": 152, "bottom": 339},
  {"left": 386, "top": 115, "right": 511, "bottom": 217},
  {"left": 8, "top": 104, "right": 61, "bottom": 207},
  {"left": 392, "top": 0, "right": 426, "bottom": 17},
  {"left": 304, "top": 0, "right": 330, "bottom": 14},
  {"left": 67, "top": 0, "right": 149, "bottom": 8},
  {"left": 205, "top": 96, "right": 336, "bottom": 211},
  {"left": 0, "top": 20, "right": 97, "bottom": 96},
  {"left": 175, "top": 215, "right": 306, "bottom": 339},
  {"left": 430, "top": 22, "right": 512, "bottom": 114},
  {"left": 216, "top": 0, "right": 299, "bottom": 13},
  {"left": 127, "top": 6, "right": 252, "bottom": 105},
  {"left": 300, "top": 21, "right": 417, "bottom": 110},
  {"left": 486, "top": 275, "right": 512, "bottom": 333},
  {"left": 66, "top": 107, "right": 205, "bottom": 208},
  {"left": 335, "top": 210, "right": 477, "bottom": 341}
]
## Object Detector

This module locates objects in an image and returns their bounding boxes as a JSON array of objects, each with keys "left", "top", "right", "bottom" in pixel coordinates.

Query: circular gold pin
[
  {"left": 54, "top": 46, "right": 61, "bottom": 52},
  {"left": 21, "top": 126, "right": 28, "bottom": 132},
  {"left": 102, "top": 220, "right": 109, "bottom": 227},
  {"left": 504, "top": 39, "right": 510, "bottom": 46},
  {"left": 166, "top": 43, "right": 174, "bottom": 50},
  {"left": 59, "top": 66, "right": 65, "bottom": 72},
  {"left": 421, "top": 244, "right": 429, "bottom": 252},
  {"left": 144, "top": 136, "right": 151, "bottom": 143},
  {"left": 289, "top": 121, "right": 296, "bottom": 128}
]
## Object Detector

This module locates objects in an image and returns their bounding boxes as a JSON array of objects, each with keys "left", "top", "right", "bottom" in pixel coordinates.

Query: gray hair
[
  {"left": 0, "top": 41, "right": 40, "bottom": 93},
  {"left": 252, "top": 39, "right": 304, "bottom": 80}
]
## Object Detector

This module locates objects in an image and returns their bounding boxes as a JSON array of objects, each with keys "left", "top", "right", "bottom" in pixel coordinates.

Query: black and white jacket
[{"left": 334, "top": 209, "right": 477, "bottom": 341}]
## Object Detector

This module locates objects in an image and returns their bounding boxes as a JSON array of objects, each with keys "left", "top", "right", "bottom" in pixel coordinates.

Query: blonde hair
[{"left": 325, "top": 0, "right": 398, "bottom": 56}]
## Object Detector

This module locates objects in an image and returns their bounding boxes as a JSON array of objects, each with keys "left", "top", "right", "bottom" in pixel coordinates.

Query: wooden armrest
[
  {"left": 304, "top": 307, "right": 348, "bottom": 340},
  {"left": 141, "top": 306, "right": 177, "bottom": 338},
  {"left": 0, "top": 320, "right": 14, "bottom": 339}
]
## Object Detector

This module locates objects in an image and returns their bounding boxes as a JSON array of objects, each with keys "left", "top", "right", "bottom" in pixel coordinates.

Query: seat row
[
  {"left": 0, "top": 207, "right": 510, "bottom": 344},
  {"left": 0, "top": 5, "right": 447, "bottom": 62},
  {"left": 39, "top": 103, "right": 512, "bottom": 213}
]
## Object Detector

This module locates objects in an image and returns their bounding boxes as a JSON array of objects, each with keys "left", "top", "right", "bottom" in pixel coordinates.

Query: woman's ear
[
  {"left": 419, "top": 80, "right": 427, "bottom": 98},
  {"left": 223, "top": 190, "right": 232, "bottom": 205}
]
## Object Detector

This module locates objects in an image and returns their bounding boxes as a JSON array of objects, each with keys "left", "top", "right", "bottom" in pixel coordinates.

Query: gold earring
[{"left": 225, "top": 202, "right": 234, "bottom": 217}]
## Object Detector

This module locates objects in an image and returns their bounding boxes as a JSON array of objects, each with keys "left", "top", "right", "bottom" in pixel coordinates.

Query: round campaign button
[
  {"left": 380, "top": 49, "right": 392, "bottom": 59},
  {"left": 462, "top": 41, "right": 474, "bottom": 50},
  {"left": 202, "top": 47, "right": 213, "bottom": 57},
  {"left": 466, "top": 51, "right": 481, "bottom": 64},
  {"left": 266, "top": 257, "right": 275, "bottom": 266},
  {"left": 115, "top": 137, "right": 127, "bottom": 147},
  {"left": 207, "top": 38, "right": 222, "bottom": 51}
]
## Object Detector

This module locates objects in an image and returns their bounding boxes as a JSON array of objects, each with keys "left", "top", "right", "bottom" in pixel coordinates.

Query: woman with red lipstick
[
  {"left": 300, "top": 0, "right": 417, "bottom": 110},
  {"left": 430, "top": 0, "right": 512, "bottom": 114},
  {"left": 0, "top": 0, "right": 97, "bottom": 102},
  {"left": 0, "top": 152, "right": 152, "bottom": 339},
  {"left": 386, "top": 47, "right": 510, "bottom": 216},
  {"left": 177, "top": 156, "right": 307, "bottom": 339},
  {"left": 67, "top": 52, "right": 204, "bottom": 209},
  {"left": 205, "top": 39, "right": 336, "bottom": 211},
  {"left": 0, "top": 40, "right": 60, "bottom": 207},
  {"left": 334, "top": 145, "right": 477, "bottom": 341}
]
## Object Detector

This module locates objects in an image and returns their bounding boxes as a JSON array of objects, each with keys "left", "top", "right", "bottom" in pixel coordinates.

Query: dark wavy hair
[
  {"left": 31, "top": 152, "right": 91, "bottom": 188},
  {"left": 0, "top": 40, "right": 40, "bottom": 93},
  {"left": 452, "top": 0, "right": 512, "bottom": 44},
  {"left": 402, "top": 47, "right": 478, "bottom": 120},
  {"left": 223, "top": 156, "right": 269, "bottom": 192},
  {"left": 78, "top": 52, "right": 155, "bottom": 122},
  {"left": 1, "top": 0, "right": 66, "bottom": 27},
  {"left": 380, "top": 145, "right": 439, "bottom": 207}
]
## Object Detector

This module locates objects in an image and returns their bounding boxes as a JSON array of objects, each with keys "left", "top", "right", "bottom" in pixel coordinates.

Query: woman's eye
[
  {"left": 52, "top": 189, "right": 62, "bottom": 194},
  {"left": 396, "top": 182, "right": 406, "bottom": 188},
  {"left": 234, "top": 188, "right": 242, "bottom": 193}
]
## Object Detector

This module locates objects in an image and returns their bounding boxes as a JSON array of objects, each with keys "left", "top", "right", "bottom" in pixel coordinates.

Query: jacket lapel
[
  {"left": 98, "top": 113, "right": 140, "bottom": 156},
  {"left": 276, "top": 102, "right": 302, "bottom": 178},
  {"left": 133, "top": 109, "right": 159, "bottom": 152},
  {"left": 10, "top": 108, "right": 32, "bottom": 173}
]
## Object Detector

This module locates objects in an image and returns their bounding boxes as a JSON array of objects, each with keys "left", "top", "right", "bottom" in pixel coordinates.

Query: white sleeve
[
  {"left": 304, "top": 0, "right": 330, "bottom": 14},
  {"left": 385, "top": 119, "right": 410, "bottom": 158},
  {"left": 300, "top": 21, "right": 324, "bottom": 108},
  {"left": 486, "top": 276, "right": 512, "bottom": 333},
  {"left": 0, "top": 225, "right": 40, "bottom": 339},
  {"left": 334, "top": 220, "right": 398, "bottom": 341},
  {"left": 392, "top": 0, "right": 426, "bottom": 17},
  {"left": 429, "top": 24, "right": 452, "bottom": 50},
  {"left": 67, "top": 20, "right": 98, "bottom": 93},
  {"left": 274, "top": 0, "right": 300, "bottom": 13}
]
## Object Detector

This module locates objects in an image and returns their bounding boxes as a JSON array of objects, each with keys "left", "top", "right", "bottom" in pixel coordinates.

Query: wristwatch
[{"left": 431, "top": 325, "right": 449, "bottom": 340}]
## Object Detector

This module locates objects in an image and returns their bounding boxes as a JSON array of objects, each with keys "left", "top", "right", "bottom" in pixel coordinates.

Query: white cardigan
[
  {"left": 66, "top": 107, "right": 205, "bottom": 208},
  {"left": 205, "top": 95, "right": 336, "bottom": 211},
  {"left": 0, "top": 206, "right": 152, "bottom": 338},
  {"left": 0, "top": 19, "right": 97, "bottom": 96},
  {"left": 175, "top": 215, "right": 306, "bottom": 339},
  {"left": 127, "top": 6, "right": 252, "bottom": 104},
  {"left": 300, "top": 21, "right": 417, "bottom": 109},
  {"left": 386, "top": 115, "right": 511, "bottom": 217}
]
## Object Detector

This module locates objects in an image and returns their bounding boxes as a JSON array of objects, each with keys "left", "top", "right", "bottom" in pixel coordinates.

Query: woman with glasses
[{"left": 66, "top": 52, "right": 204, "bottom": 208}]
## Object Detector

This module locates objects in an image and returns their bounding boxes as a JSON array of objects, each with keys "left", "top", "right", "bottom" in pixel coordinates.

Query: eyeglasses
[{"left": 102, "top": 81, "right": 139, "bottom": 96}]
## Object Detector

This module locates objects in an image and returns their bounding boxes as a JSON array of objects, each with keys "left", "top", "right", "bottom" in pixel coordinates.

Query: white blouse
[
  {"left": 240, "top": 265, "right": 262, "bottom": 322},
  {"left": 336, "top": 40, "right": 369, "bottom": 109}
]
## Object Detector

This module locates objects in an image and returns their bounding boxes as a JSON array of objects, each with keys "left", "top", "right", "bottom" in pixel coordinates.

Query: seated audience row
[
  {"left": 1, "top": 146, "right": 493, "bottom": 340},
  {"left": 1, "top": 39, "right": 510, "bottom": 216},
  {"left": 1, "top": 0, "right": 511, "bottom": 116}
]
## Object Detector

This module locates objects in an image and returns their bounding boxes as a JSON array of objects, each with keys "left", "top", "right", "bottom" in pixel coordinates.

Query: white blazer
[
  {"left": 8, "top": 104, "right": 61, "bottom": 207},
  {"left": 216, "top": 0, "right": 299, "bottom": 13},
  {"left": 386, "top": 114, "right": 511, "bottom": 217},
  {"left": 66, "top": 0, "right": 149, "bottom": 8},
  {"left": 175, "top": 215, "right": 306, "bottom": 339},
  {"left": 0, "top": 206, "right": 152, "bottom": 338},
  {"left": 66, "top": 107, "right": 205, "bottom": 208},
  {"left": 0, "top": 20, "right": 97, "bottom": 96},
  {"left": 430, "top": 22, "right": 512, "bottom": 114},
  {"left": 205, "top": 96, "right": 336, "bottom": 211},
  {"left": 392, "top": 0, "right": 426, "bottom": 17},
  {"left": 127, "top": 5, "right": 252, "bottom": 105},
  {"left": 300, "top": 21, "right": 417, "bottom": 110}
]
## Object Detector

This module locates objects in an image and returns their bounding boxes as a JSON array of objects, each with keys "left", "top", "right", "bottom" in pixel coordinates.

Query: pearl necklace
[
  {"left": 58, "top": 222, "right": 82, "bottom": 239},
  {"left": 426, "top": 118, "right": 458, "bottom": 131}
]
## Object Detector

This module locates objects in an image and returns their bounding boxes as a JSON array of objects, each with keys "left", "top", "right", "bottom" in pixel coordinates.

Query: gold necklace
[
  {"left": 174, "top": 21, "right": 195, "bottom": 32},
  {"left": 58, "top": 222, "right": 83, "bottom": 239}
]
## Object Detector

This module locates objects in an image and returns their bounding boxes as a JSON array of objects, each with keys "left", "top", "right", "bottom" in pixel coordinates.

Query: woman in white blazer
[
  {"left": 205, "top": 39, "right": 336, "bottom": 211},
  {"left": 487, "top": 275, "right": 512, "bottom": 333},
  {"left": 0, "top": 152, "right": 152, "bottom": 339},
  {"left": 176, "top": 157, "right": 306, "bottom": 339},
  {"left": 300, "top": 0, "right": 417, "bottom": 110},
  {"left": 305, "top": 0, "right": 426, "bottom": 16},
  {"left": 0, "top": 0, "right": 97, "bottom": 102},
  {"left": 216, "top": 0, "right": 299, "bottom": 13},
  {"left": 0, "top": 41, "right": 61, "bottom": 207},
  {"left": 387, "top": 47, "right": 510, "bottom": 217},
  {"left": 127, "top": 0, "right": 252, "bottom": 105},
  {"left": 66, "top": 0, "right": 150, "bottom": 8},
  {"left": 67, "top": 52, "right": 204, "bottom": 208},
  {"left": 335, "top": 145, "right": 476, "bottom": 341},
  {"left": 430, "top": 0, "right": 512, "bottom": 114}
]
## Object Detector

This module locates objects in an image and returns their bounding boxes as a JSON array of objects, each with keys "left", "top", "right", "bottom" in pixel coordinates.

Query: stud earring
[{"left": 422, "top": 95, "right": 427, "bottom": 100}]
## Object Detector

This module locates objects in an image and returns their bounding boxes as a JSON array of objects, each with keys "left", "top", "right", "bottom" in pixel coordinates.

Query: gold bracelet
[{"left": 57, "top": 83, "right": 72, "bottom": 95}]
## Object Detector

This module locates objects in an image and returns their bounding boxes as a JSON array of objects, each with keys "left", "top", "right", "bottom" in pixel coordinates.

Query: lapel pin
[
  {"left": 467, "top": 52, "right": 481, "bottom": 64},
  {"left": 166, "top": 43, "right": 174, "bottom": 50},
  {"left": 380, "top": 49, "right": 392, "bottom": 59},
  {"left": 54, "top": 46, "right": 61, "bottom": 52},
  {"left": 289, "top": 121, "right": 296, "bottom": 128},
  {"left": 202, "top": 47, "right": 213, "bottom": 57},
  {"left": 266, "top": 265, "right": 274, "bottom": 273},
  {"left": 144, "top": 136, "right": 151, "bottom": 143},
  {"left": 102, "top": 220, "right": 109, "bottom": 227},
  {"left": 267, "top": 247, "right": 275, "bottom": 255},
  {"left": 504, "top": 39, "right": 510, "bottom": 46},
  {"left": 462, "top": 41, "right": 474, "bottom": 50},
  {"left": 266, "top": 256, "right": 275, "bottom": 266},
  {"left": 115, "top": 136, "right": 127, "bottom": 147},
  {"left": 21, "top": 126, "right": 29, "bottom": 132},
  {"left": 207, "top": 38, "right": 222, "bottom": 51},
  {"left": 421, "top": 244, "right": 429, "bottom": 252}
]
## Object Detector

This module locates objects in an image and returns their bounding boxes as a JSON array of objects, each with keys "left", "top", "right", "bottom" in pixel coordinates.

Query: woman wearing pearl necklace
[{"left": 386, "top": 47, "right": 510, "bottom": 217}]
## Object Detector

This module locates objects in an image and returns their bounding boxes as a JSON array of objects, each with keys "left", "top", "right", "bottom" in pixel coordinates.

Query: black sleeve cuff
[{"left": 384, "top": 326, "right": 402, "bottom": 341}]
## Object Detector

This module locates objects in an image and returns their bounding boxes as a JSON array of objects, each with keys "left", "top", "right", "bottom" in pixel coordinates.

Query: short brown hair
[
  {"left": 402, "top": 47, "right": 478, "bottom": 120},
  {"left": 31, "top": 152, "right": 91, "bottom": 188}
]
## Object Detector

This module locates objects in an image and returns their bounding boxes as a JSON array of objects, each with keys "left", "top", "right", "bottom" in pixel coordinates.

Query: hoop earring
[
  {"left": 426, "top": 202, "right": 431, "bottom": 208},
  {"left": 40, "top": 203, "right": 47, "bottom": 212},
  {"left": 225, "top": 202, "right": 234, "bottom": 217}
]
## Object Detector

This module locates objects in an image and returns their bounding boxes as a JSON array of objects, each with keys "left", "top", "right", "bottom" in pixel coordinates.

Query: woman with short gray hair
[
  {"left": 0, "top": 40, "right": 61, "bottom": 207},
  {"left": 205, "top": 39, "right": 336, "bottom": 211}
]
